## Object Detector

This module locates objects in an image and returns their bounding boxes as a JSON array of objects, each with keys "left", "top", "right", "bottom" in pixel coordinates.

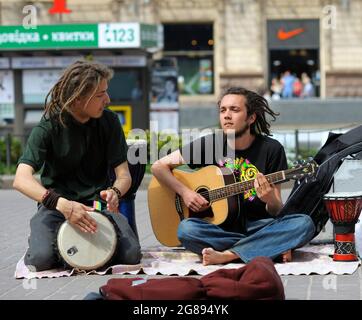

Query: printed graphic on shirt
[{"left": 218, "top": 157, "right": 259, "bottom": 201}]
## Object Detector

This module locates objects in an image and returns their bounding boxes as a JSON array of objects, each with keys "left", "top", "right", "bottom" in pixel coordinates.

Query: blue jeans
[{"left": 177, "top": 214, "right": 315, "bottom": 263}]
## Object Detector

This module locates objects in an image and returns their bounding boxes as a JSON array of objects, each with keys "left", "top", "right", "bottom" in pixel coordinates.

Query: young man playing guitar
[{"left": 151, "top": 87, "right": 315, "bottom": 265}]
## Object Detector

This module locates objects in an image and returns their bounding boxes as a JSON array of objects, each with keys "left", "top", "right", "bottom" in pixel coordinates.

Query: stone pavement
[{"left": 0, "top": 187, "right": 361, "bottom": 300}]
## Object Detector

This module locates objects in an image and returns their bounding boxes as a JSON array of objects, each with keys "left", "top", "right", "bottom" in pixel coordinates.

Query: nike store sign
[{"left": 267, "top": 19, "right": 319, "bottom": 49}]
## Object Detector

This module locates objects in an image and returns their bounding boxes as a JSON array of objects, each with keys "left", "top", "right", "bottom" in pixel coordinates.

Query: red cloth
[
  {"left": 201, "top": 256, "right": 285, "bottom": 300},
  {"left": 100, "top": 277, "right": 206, "bottom": 300},
  {"left": 100, "top": 257, "right": 284, "bottom": 300}
]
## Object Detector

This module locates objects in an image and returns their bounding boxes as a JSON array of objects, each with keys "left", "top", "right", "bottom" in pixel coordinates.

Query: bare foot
[
  {"left": 202, "top": 248, "right": 238, "bottom": 266},
  {"left": 281, "top": 250, "right": 292, "bottom": 263}
]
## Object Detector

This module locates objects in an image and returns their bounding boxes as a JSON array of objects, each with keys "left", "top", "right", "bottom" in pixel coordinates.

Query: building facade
[{"left": 0, "top": 0, "right": 361, "bottom": 106}]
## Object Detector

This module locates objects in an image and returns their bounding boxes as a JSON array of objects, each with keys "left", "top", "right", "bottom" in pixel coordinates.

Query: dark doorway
[
  {"left": 269, "top": 49, "right": 320, "bottom": 97},
  {"left": 163, "top": 24, "right": 213, "bottom": 51}
]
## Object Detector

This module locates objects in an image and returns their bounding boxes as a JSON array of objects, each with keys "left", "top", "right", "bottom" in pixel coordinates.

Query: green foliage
[
  {"left": 286, "top": 147, "right": 319, "bottom": 168},
  {"left": 0, "top": 162, "right": 17, "bottom": 175},
  {"left": 298, "top": 147, "right": 319, "bottom": 160},
  {"left": 145, "top": 163, "right": 152, "bottom": 174},
  {"left": 128, "top": 130, "right": 182, "bottom": 165},
  {"left": 0, "top": 136, "right": 23, "bottom": 174}
]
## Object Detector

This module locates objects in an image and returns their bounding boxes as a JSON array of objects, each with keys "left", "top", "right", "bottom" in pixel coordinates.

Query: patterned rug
[{"left": 15, "top": 244, "right": 360, "bottom": 279}]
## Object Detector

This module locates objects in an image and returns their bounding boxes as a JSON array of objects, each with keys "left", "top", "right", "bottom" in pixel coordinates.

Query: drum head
[
  {"left": 57, "top": 212, "right": 117, "bottom": 271},
  {"left": 324, "top": 191, "right": 362, "bottom": 200}
]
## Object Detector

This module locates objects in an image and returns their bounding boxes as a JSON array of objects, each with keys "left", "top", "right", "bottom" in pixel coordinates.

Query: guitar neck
[{"left": 209, "top": 169, "right": 288, "bottom": 202}]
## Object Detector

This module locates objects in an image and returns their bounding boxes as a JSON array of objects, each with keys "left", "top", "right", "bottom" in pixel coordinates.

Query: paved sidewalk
[{"left": 0, "top": 189, "right": 361, "bottom": 300}]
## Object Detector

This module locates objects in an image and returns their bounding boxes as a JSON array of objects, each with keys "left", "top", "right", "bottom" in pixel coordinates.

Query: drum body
[
  {"left": 323, "top": 192, "right": 362, "bottom": 261},
  {"left": 57, "top": 211, "right": 117, "bottom": 271}
]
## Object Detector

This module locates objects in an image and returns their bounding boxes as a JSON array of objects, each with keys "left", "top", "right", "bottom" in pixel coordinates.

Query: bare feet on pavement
[
  {"left": 281, "top": 250, "right": 292, "bottom": 262},
  {"left": 202, "top": 248, "right": 239, "bottom": 266}
]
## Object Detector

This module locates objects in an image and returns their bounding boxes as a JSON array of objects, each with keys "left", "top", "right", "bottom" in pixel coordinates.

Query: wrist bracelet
[
  {"left": 68, "top": 201, "right": 74, "bottom": 220},
  {"left": 41, "top": 189, "right": 50, "bottom": 203},
  {"left": 107, "top": 186, "right": 122, "bottom": 201},
  {"left": 42, "top": 188, "right": 61, "bottom": 210}
]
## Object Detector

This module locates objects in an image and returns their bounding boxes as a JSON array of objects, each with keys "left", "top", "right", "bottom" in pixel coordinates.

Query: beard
[{"left": 235, "top": 122, "right": 250, "bottom": 138}]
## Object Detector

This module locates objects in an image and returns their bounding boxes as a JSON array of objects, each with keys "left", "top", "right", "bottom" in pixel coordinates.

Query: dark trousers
[{"left": 24, "top": 205, "right": 142, "bottom": 271}]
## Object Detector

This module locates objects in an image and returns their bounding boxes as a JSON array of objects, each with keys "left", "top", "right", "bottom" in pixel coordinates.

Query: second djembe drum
[{"left": 323, "top": 192, "right": 362, "bottom": 261}]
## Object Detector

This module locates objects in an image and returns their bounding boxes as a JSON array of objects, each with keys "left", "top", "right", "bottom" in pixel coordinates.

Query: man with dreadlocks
[
  {"left": 151, "top": 87, "right": 315, "bottom": 265},
  {"left": 13, "top": 60, "right": 141, "bottom": 271}
]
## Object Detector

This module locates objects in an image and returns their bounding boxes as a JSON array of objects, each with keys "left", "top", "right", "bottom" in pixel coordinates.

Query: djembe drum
[
  {"left": 57, "top": 211, "right": 118, "bottom": 270},
  {"left": 323, "top": 192, "right": 362, "bottom": 261}
]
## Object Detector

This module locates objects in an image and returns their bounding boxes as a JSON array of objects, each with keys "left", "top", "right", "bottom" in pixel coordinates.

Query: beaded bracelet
[{"left": 107, "top": 186, "right": 122, "bottom": 201}]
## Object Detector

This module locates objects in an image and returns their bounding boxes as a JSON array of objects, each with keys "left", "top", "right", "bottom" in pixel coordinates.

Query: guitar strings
[{"left": 194, "top": 166, "right": 309, "bottom": 199}]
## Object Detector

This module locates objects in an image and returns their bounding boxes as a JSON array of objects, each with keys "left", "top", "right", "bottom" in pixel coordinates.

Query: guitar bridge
[{"left": 175, "top": 195, "right": 184, "bottom": 221}]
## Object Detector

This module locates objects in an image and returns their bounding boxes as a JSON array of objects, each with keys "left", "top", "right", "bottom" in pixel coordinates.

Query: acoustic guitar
[{"left": 148, "top": 161, "right": 318, "bottom": 247}]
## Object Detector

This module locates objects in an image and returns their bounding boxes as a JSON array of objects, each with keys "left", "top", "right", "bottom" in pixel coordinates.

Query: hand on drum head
[
  {"left": 68, "top": 202, "right": 98, "bottom": 233},
  {"left": 100, "top": 189, "right": 119, "bottom": 214}
]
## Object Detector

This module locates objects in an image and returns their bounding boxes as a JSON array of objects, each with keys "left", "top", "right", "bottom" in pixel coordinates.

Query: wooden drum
[{"left": 323, "top": 192, "right": 362, "bottom": 261}]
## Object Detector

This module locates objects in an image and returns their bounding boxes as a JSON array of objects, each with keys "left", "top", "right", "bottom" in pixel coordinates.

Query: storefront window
[
  {"left": 267, "top": 19, "right": 320, "bottom": 99},
  {"left": 22, "top": 69, "right": 63, "bottom": 104},
  {"left": 0, "top": 70, "right": 14, "bottom": 124},
  {"left": 108, "top": 69, "right": 143, "bottom": 102},
  {"left": 177, "top": 56, "right": 213, "bottom": 95},
  {"left": 163, "top": 23, "right": 214, "bottom": 95}
]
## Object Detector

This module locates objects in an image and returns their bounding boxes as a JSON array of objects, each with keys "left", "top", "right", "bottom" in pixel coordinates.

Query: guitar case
[{"left": 279, "top": 125, "right": 362, "bottom": 238}]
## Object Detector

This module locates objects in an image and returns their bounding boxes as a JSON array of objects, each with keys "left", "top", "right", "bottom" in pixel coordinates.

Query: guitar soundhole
[{"left": 189, "top": 188, "right": 213, "bottom": 219}]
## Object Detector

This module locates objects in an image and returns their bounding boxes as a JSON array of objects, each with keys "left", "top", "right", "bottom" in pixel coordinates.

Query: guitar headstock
[{"left": 286, "top": 159, "right": 319, "bottom": 182}]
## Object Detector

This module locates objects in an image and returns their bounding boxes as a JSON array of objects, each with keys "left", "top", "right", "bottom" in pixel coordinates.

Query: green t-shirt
[{"left": 18, "top": 109, "right": 128, "bottom": 203}]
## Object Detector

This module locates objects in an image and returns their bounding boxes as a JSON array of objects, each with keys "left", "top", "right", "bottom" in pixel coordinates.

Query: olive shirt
[{"left": 18, "top": 109, "right": 128, "bottom": 204}]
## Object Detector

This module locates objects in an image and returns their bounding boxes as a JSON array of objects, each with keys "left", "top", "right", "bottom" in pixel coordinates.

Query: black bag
[
  {"left": 108, "top": 142, "right": 146, "bottom": 200},
  {"left": 279, "top": 125, "right": 362, "bottom": 238}
]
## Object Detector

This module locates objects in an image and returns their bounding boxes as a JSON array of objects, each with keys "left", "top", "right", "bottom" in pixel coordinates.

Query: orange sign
[
  {"left": 277, "top": 27, "right": 305, "bottom": 40},
  {"left": 49, "top": 0, "right": 72, "bottom": 14}
]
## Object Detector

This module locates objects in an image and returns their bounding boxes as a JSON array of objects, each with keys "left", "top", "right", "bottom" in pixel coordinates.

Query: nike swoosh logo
[{"left": 277, "top": 27, "right": 305, "bottom": 40}]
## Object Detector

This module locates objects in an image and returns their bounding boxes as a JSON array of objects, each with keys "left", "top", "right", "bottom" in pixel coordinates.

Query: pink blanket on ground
[{"left": 14, "top": 244, "right": 360, "bottom": 279}]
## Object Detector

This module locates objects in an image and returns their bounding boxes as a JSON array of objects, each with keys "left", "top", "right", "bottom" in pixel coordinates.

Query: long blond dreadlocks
[{"left": 44, "top": 60, "right": 113, "bottom": 126}]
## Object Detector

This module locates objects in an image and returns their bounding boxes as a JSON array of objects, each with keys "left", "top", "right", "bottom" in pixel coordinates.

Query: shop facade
[
  {"left": 0, "top": 21, "right": 162, "bottom": 140},
  {"left": 0, "top": 0, "right": 361, "bottom": 109}
]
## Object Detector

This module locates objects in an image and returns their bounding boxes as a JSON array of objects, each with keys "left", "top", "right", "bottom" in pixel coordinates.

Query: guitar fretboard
[{"left": 208, "top": 171, "right": 286, "bottom": 202}]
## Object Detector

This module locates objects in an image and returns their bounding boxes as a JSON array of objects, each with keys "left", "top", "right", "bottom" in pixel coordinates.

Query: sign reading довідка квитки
[{"left": 0, "top": 23, "right": 161, "bottom": 50}]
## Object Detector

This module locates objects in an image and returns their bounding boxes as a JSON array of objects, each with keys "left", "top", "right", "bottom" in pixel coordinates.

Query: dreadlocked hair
[
  {"left": 44, "top": 60, "right": 113, "bottom": 126},
  {"left": 217, "top": 87, "right": 279, "bottom": 136}
]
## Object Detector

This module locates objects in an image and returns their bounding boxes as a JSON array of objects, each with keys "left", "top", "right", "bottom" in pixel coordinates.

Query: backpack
[
  {"left": 107, "top": 142, "right": 146, "bottom": 200},
  {"left": 279, "top": 125, "right": 362, "bottom": 238}
]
